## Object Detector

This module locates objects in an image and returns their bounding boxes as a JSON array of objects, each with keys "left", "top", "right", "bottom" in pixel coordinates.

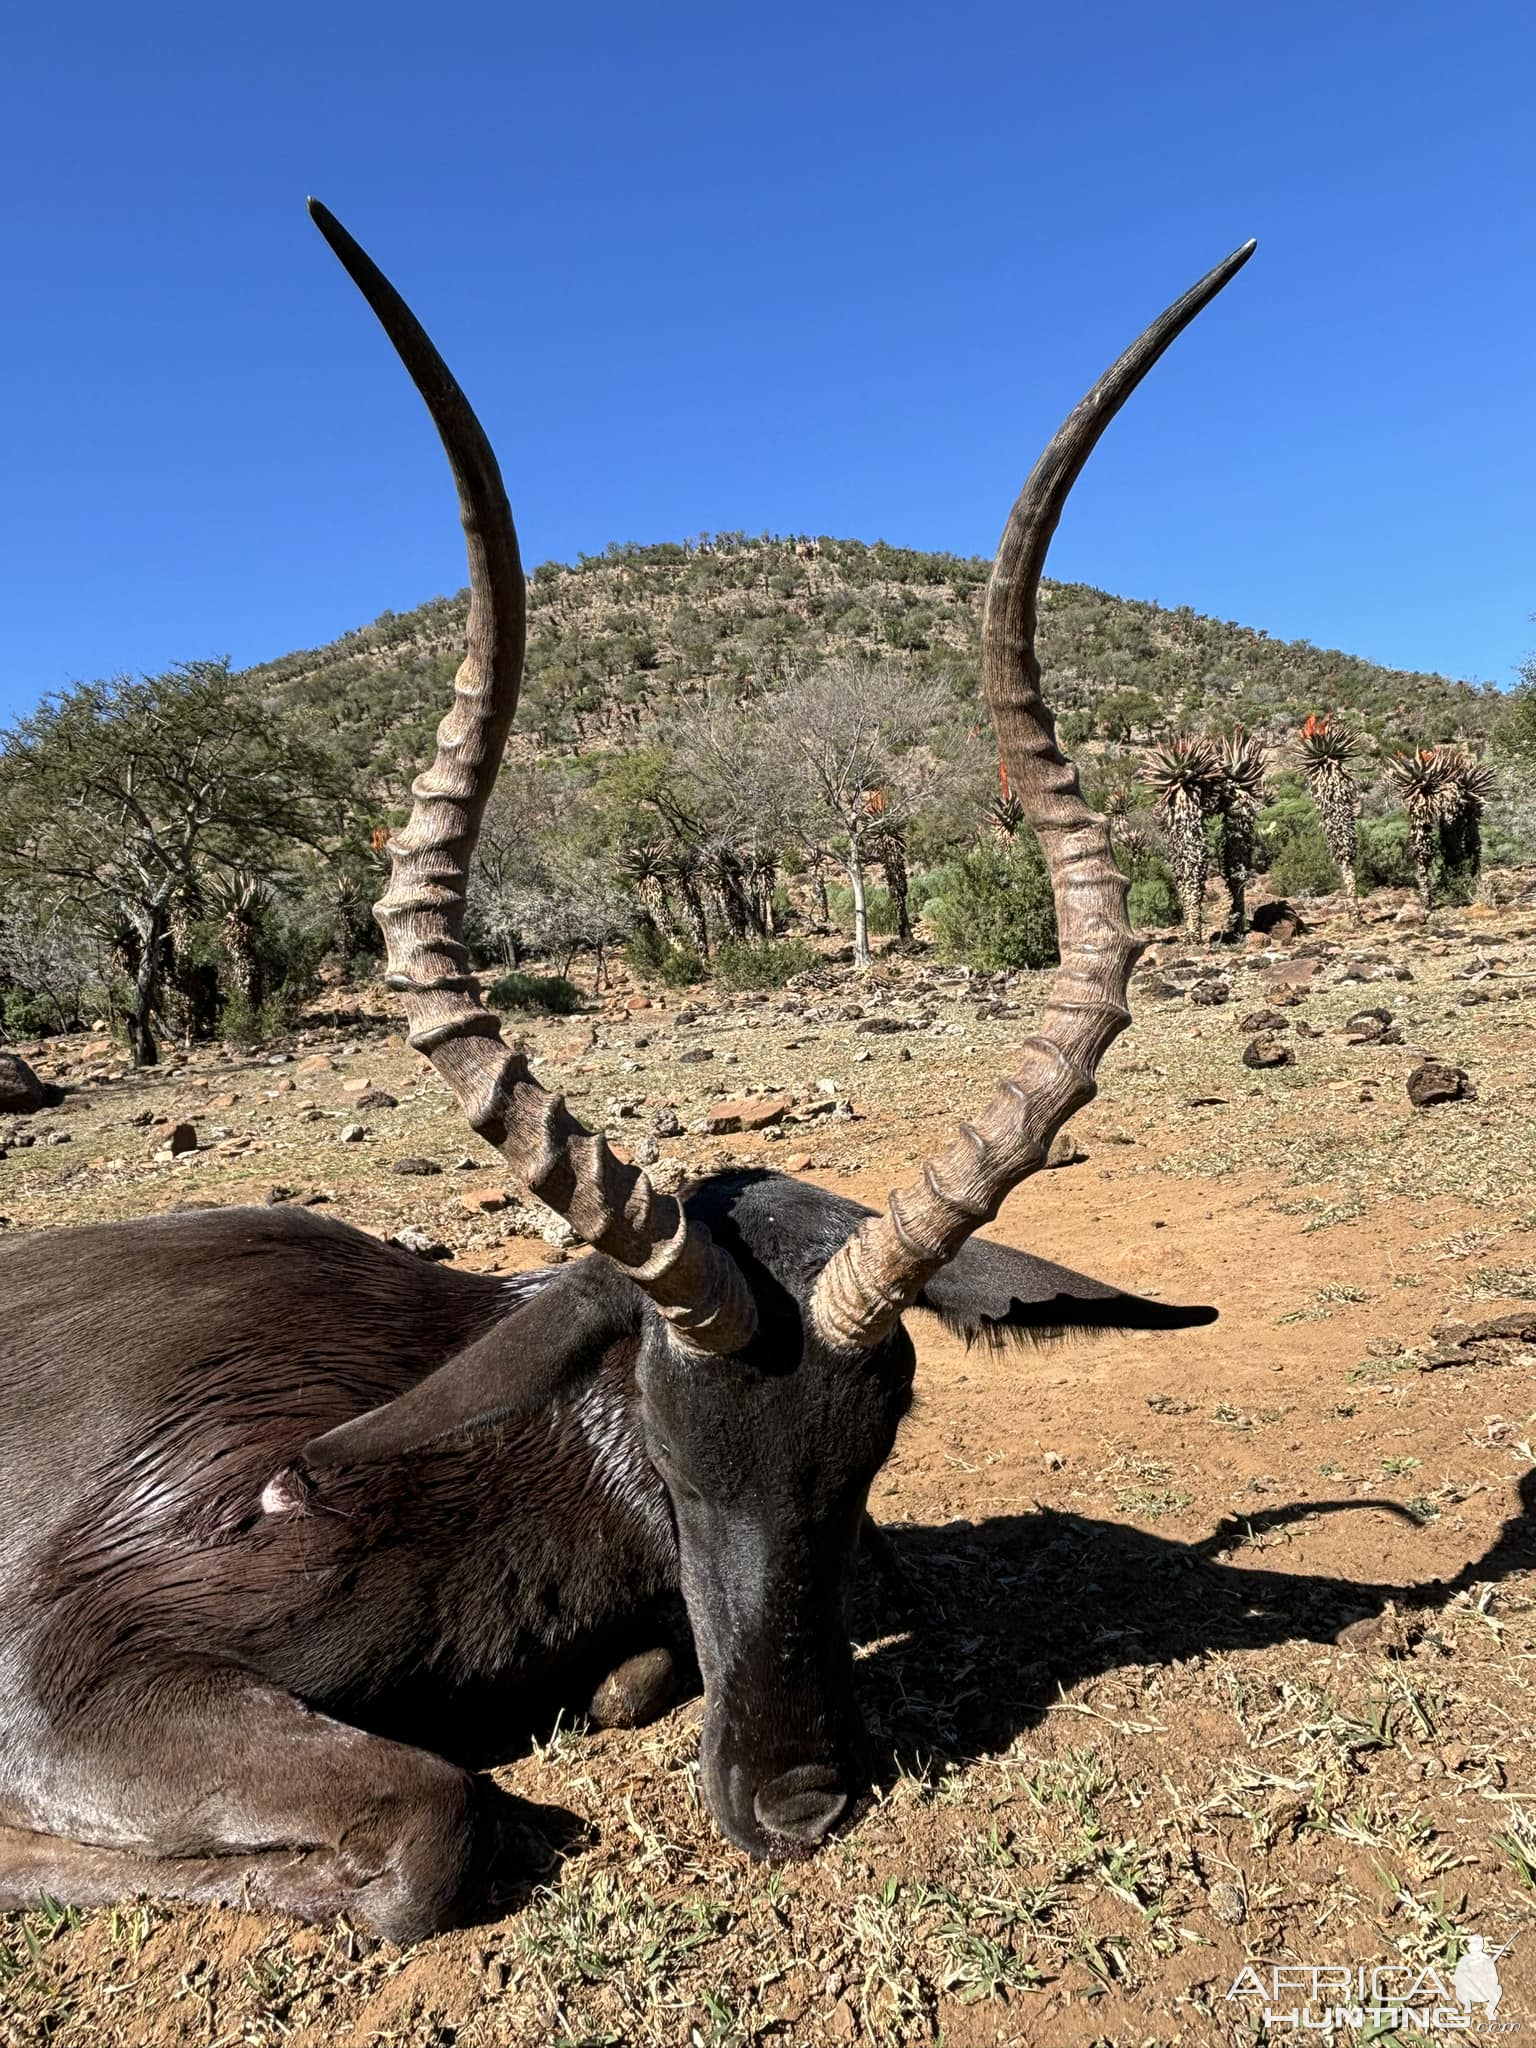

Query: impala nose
[{"left": 753, "top": 1764, "right": 848, "bottom": 1845}]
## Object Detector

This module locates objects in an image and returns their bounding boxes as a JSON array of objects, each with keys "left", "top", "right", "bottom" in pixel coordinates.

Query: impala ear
[
  {"left": 302, "top": 1260, "right": 641, "bottom": 1467},
  {"left": 913, "top": 1235, "right": 1216, "bottom": 1349}
]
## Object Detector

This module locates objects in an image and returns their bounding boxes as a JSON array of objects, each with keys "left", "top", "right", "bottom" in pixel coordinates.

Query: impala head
[{"left": 301, "top": 201, "right": 1239, "bottom": 1857}]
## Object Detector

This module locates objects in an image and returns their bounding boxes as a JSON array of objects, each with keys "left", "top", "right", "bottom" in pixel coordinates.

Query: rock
[
  {"left": 297, "top": 1054, "right": 333, "bottom": 1074},
  {"left": 1189, "top": 980, "right": 1230, "bottom": 1007},
  {"left": 1406, "top": 1060, "right": 1474, "bottom": 1108},
  {"left": 1045, "top": 1129, "right": 1081, "bottom": 1168},
  {"left": 651, "top": 1108, "right": 683, "bottom": 1138},
  {"left": 1239, "top": 1010, "right": 1290, "bottom": 1034},
  {"left": 1250, "top": 899, "right": 1304, "bottom": 940},
  {"left": 390, "top": 1225, "right": 453, "bottom": 1261},
  {"left": 1242, "top": 1033, "right": 1294, "bottom": 1070},
  {"left": 0, "top": 1053, "right": 46, "bottom": 1115},
  {"left": 1343, "top": 1008, "right": 1391, "bottom": 1044},
  {"left": 677, "top": 1047, "right": 714, "bottom": 1065},
  {"left": 264, "top": 1186, "right": 295, "bottom": 1204},
  {"left": 624, "top": 994, "right": 653, "bottom": 1011},
  {"left": 339, "top": 1123, "right": 367, "bottom": 1143},
  {"left": 706, "top": 1093, "right": 795, "bottom": 1135},
  {"left": 784, "top": 1152, "right": 814, "bottom": 1172},
  {"left": 393, "top": 1157, "right": 442, "bottom": 1176},
  {"left": 340, "top": 1077, "right": 373, "bottom": 1096},
  {"left": 164, "top": 1122, "right": 199, "bottom": 1157},
  {"left": 633, "top": 1135, "right": 661, "bottom": 1167},
  {"left": 855, "top": 1016, "right": 915, "bottom": 1034},
  {"left": 354, "top": 1089, "right": 398, "bottom": 1111},
  {"left": 462, "top": 1187, "right": 510, "bottom": 1213}
]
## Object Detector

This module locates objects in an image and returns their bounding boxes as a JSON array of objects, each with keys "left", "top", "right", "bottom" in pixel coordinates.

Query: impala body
[{"left": 0, "top": 205, "right": 1239, "bottom": 1939}]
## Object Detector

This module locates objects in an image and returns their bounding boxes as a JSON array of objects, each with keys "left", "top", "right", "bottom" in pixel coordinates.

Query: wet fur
[{"left": 0, "top": 1170, "right": 1212, "bottom": 1935}]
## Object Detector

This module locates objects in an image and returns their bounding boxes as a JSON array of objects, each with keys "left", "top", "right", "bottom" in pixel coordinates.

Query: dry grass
[{"left": 5, "top": 889, "right": 1536, "bottom": 2043}]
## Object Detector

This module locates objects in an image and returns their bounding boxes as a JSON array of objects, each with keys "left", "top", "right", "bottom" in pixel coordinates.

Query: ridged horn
[
  {"left": 309, "top": 198, "right": 756, "bottom": 1353},
  {"left": 811, "top": 241, "right": 1256, "bottom": 1350}
]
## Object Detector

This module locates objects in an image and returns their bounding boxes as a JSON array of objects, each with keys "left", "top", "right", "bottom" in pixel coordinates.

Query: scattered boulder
[
  {"left": 0, "top": 1053, "right": 46, "bottom": 1115},
  {"left": 1251, "top": 899, "right": 1304, "bottom": 940},
  {"left": 1406, "top": 1060, "right": 1475, "bottom": 1108},
  {"left": 1242, "top": 1033, "right": 1294, "bottom": 1070},
  {"left": 355, "top": 1089, "right": 399, "bottom": 1111},
  {"left": 651, "top": 1108, "right": 684, "bottom": 1138},
  {"left": 462, "top": 1187, "right": 511, "bottom": 1213},
  {"left": 677, "top": 1047, "right": 715, "bottom": 1065},
  {"left": 633, "top": 1135, "right": 661, "bottom": 1167},
  {"left": 1343, "top": 1008, "right": 1392, "bottom": 1044},
  {"left": 393, "top": 1157, "right": 442, "bottom": 1177},
  {"left": 1189, "top": 980, "right": 1230, "bottom": 1007},
  {"left": 1239, "top": 1010, "right": 1290, "bottom": 1034},
  {"left": 706, "top": 1093, "right": 795, "bottom": 1135},
  {"left": 339, "top": 1123, "right": 368, "bottom": 1143},
  {"left": 164, "top": 1122, "right": 199, "bottom": 1157}
]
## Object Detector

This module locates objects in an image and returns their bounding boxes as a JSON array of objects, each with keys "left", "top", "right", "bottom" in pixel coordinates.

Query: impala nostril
[{"left": 753, "top": 1765, "right": 848, "bottom": 1845}]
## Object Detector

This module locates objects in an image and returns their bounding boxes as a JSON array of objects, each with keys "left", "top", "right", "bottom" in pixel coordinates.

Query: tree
[
  {"left": 1140, "top": 735, "right": 1222, "bottom": 938},
  {"left": 1211, "top": 728, "right": 1270, "bottom": 933},
  {"left": 1386, "top": 749, "right": 1456, "bottom": 907},
  {"left": 1295, "top": 714, "right": 1365, "bottom": 920},
  {"left": 0, "top": 661, "right": 341, "bottom": 1065},
  {"left": 762, "top": 658, "right": 952, "bottom": 967}
]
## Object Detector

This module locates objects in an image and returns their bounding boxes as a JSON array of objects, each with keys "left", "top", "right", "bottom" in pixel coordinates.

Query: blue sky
[{"left": 3, "top": 1, "right": 1532, "bottom": 723}]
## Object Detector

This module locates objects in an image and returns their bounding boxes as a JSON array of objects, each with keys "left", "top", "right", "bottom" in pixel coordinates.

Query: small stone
[
  {"left": 1406, "top": 1060, "right": 1474, "bottom": 1108},
  {"left": 1045, "top": 1130, "right": 1080, "bottom": 1168},
  {"left": 462, "top": 1187, "right": 510, "bottom": 1213},
  {"left": 1208, "top": 1880, "right": 1247, "bottom": 1926},
  {"left": 339, "top": 1122, "right": 367, "bottom": 1142},
  {"left": 1189, "top": 980, "right": 1230, "bottom": 1007},
  {"left": 165, "top": 1122, "right": 199, "bottom": 1157},
  {"left": 705, "top": 1093, "right": 795, "bottom": 1135},
  {"left": 677, "top": 1047, "right": 714, "bottom": 1065},
  {"left": 634, "top": 1135, "right": 661, "bottom": 1166},
  {"left": 340, "top": 1077, "right": 373, "bottom": 1096},
  {"left": 390, "top": 1226, "right": 452, "bottom": 1261},
  {"left": 355, "top": 1089, "right": 398, "bottom": 1111},
  {"left": 785, "top": 1152, "right": 814, "bottom": 1172},
  {"left": 1243, "top": 1033, "right": 1294, "bottom": 1070},
  {"left": 1042, "top": 1449, "right": 1065, "bottom": 1470},
  {"left": 393, "top": 1157, "right": 442, "bottom": 1176}
]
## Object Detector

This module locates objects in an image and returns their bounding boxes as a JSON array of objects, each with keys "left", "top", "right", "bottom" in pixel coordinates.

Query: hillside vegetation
[{"left": 247, "top": 534, "right": 1502, "bottom": 797}]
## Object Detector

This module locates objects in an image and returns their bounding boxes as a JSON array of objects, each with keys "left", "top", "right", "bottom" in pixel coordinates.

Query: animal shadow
[{"left": 853, "top": 1468, "right": 1536, "bottom": 1778}]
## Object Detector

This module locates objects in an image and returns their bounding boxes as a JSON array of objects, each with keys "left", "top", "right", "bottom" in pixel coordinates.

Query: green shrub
[
  {"left": 1356, "top": 815, "right": 1414, "bottom": 891},
  {"left": 1127, "top": 862, "right": 1180, "bottom": 929},
  {"left": 2, "top": 988, "right": 66, "bottom": 1039},
  {"left": 711, "top": 938, "right": 820, "bottom": 990},
  {"left": 486, "top": 970, "right": 586, "bottom": 1014},
  {"left": 1268, "top": 824, "right": 1339, "bottom": 897},
  {"left": 924, "top": 837, "right": 1058, "bottom": 971},
  {"left": 625, "top": 926, "right": 706, "bottom": 988},
  {"left": 826, "top": 883, "right": 898, "bottom": 937}
]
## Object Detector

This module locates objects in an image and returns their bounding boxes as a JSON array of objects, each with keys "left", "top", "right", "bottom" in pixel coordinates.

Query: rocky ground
[{"left": 5, "top": 885, "right": 1536, "bottom": 2045}]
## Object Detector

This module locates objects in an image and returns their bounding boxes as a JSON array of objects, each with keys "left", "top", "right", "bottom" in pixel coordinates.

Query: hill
[{"left": 246, "top": 534, "right": 1502, "bottom": 791}]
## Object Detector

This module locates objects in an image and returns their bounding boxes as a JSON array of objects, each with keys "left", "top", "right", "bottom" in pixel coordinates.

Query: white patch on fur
[
  {"left": 259, "top": 1473, "right": 301, "bottom": 1515},
  {"left": 571, "top": 1382, "right": 670, "bottom": 1547}
]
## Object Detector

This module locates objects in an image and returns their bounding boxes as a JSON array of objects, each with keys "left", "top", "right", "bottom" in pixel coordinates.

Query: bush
[
  {"left": 1356, "top": 815, "right": 1414, "bottom": 891},
  {"left": 486, "top": 970, "right": 586, "bottom": 1015},
  {"left": 1268, "top": 825, "right": 1339, "bottom": 897},
  {"left": 923, "top": 837, "right": 1058, "bottom": 971},
  {"left": 711, "top": 938, "right": 820, "bottom": 990},
  {"left": 1257, "top": 795, "right": 1340, "bottom": 896},
  {"left": 625, "top": 926, "right": 706, "bottom": 988},
  {"left": 826, "top": 883, "right": 898, "bottom": 937},
  {"left": 1127, "top": 859, "right": 1180, "bottom": 929}
]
